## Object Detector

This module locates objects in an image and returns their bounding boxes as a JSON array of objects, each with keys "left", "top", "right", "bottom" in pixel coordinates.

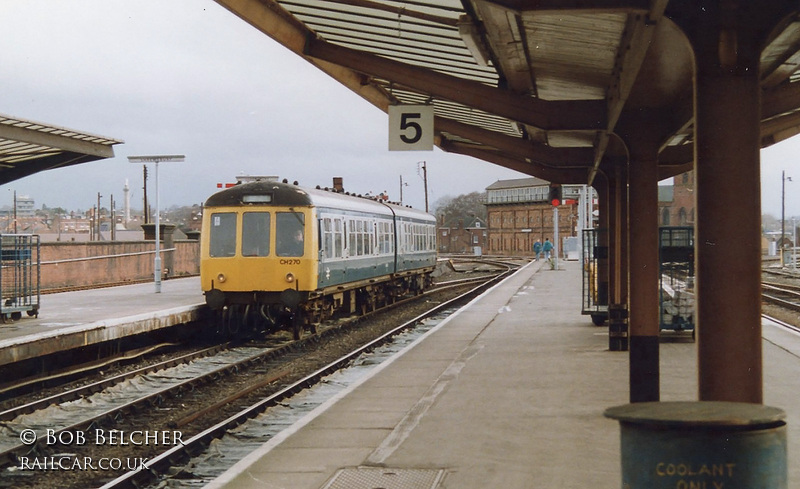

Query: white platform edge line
[{"left": 204, "top": 260, "right": 536, "bottom": 489}]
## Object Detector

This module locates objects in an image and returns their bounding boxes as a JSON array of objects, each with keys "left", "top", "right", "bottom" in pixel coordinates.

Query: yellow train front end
[
  {"left": 199, "top": 181, "right": 321, "bottom": 337},
  {"left": 201, "top": 207, "right": 318, "bottom": 307}
]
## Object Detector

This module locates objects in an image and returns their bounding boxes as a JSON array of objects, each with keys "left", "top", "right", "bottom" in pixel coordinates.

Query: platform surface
[
  {"left": 205, "top": 259, "right": 800, "bottom": 489},
  {"left": 0, "top": 277, "right": 203, "bottom": 366}
]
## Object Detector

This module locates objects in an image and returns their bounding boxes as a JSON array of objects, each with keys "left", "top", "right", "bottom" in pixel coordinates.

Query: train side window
[
  {"left": 334, "top": 218, "right": 343, "bottom": 257},
  {"left": 209, "top": 213, "right": 237, "bottom": 257},
  {"left": 348, "top": 219, "right": 357, "bottom": 255},
  {"left": 371, "top": 220, "right": 376, "bottom": 255},
  {"left": 242, "top": 212, "right": 270, "bottom": 257},
  {"left": 322, "top": 217, "right": 344, "bottom": 259},
  {"left": 276, "top": 212, "right": 305, "bottom": 257},
  {"left": 377, "top": 222, "right": 386, "bottom": 254},
  {"left": 322, "top": 218, "right": 333, "bottom": 259},
  {"left": 356, "top": 220, "right": 364, "bottom": 256}
]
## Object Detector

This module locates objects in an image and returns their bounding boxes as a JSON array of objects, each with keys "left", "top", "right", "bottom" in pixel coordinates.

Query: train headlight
[
  {"left": 285, "top": 273, "right": 295, "bottom": 283},
  {"left": 217, "top": 273, "right": 227, "bottom": 283}
]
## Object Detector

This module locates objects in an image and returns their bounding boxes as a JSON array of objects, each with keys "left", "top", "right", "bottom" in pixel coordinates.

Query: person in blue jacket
[
  {"left": 533, "top": 240, "right": 542, "bottom": 260},
  {"left": 543, "top": 238, "right": 554, "bottom": 259}
]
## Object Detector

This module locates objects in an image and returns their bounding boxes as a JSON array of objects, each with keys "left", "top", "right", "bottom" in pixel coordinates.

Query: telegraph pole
[
  {"left": 96, "top": 192, "right": 102, "bottom": 240},
  {"left": 111, "top": 194, "right": 116, "bottom": 241},
  {"left": 417, "top": 161, "right": 429, "bottom": 212},
  {"left": 423, "top": 161, "right": 429, "bottom": 212}
]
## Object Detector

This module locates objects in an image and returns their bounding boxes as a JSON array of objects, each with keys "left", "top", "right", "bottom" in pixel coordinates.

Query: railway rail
[
  {"left": 763, "top": 314, "right": 800, "bottom": 337},
  {"left": 3, "top": 262, "right": 797, "bottom": 488},
  {"left": 0, "top": 262, "right": 515, "bottom": 489},
  {"left": 1, "top": 258, "right": 510, "bottom": 399},
  {"left": 100, "top": 279, "right": 504, "bottom": 489},
  {"left": 0, "top": 344, "right": 231, "bottom": 420},
  {"left": 762, "top": 281, "right": 800, "bottom": 312}
]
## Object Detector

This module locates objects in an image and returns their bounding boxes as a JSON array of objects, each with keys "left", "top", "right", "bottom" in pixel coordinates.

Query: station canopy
[
  {"left": 214, "top": 0, "right": 800, "bottom": 185},
  {"left": 0, "top": 114, "right": 122, "bottom": 185}
]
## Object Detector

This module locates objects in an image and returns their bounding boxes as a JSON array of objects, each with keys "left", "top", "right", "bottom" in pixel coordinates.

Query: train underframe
[{"left": 207, "top": 269, "right": 433, "bottom": 340}]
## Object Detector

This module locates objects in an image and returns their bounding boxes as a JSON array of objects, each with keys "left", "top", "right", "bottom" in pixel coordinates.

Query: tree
[{"left": 433, "top": 191, "right": 487, "bottom": 228}]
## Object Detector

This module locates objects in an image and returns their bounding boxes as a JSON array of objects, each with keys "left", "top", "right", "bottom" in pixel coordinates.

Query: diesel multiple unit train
[{"left": 201, "top": 178, "right": 437, "bottom": 338}]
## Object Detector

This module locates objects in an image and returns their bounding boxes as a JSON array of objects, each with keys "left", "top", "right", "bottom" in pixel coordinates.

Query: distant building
[
  {"left": 15, "top": 195, "right": 35, "bottom": 217},
  {"left": 659, "top": 171, "right": 695, "bottom": 226},
  {"left": 438, "top": 216, "right": 488, "bottom": 254},
  {"left": 484, "top": 177, "right": 589, "bottom": 256}
]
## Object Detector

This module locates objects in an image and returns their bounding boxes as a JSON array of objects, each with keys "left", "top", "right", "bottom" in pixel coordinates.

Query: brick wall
[
  {"left": 486, "top": 202, "right": 576, "bottom": 256},
  {"left": 39, "top": 240, "right": 200, "bottom": 291}
]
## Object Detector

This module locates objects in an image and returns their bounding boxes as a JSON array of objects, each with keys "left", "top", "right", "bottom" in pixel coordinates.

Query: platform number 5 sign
[{"left": 388, "top": 105, "right": 434, "bottom": 151}]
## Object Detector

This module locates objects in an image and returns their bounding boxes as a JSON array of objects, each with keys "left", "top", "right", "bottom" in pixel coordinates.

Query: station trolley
[
  {"left": 0, "top": 234, "right": 40, "bottom": 322},
  {"left": 659, "top": 226, "right": 695, "bottom": 337},
  {"left": 581, "top": 228, "right": 608, "bottom": 326}
]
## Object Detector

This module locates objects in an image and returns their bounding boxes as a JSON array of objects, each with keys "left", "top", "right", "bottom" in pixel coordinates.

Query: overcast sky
[{"left": 0, "top": 0, "right": 797, "bottom": 219}]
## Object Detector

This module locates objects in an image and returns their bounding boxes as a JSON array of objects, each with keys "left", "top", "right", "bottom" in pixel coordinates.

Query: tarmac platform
[
  {"left": 0, "top": 277, "right": 203, "bottom": 367},
  {"left": 203, "top": 259, "right": 800, "bottom": 489}
]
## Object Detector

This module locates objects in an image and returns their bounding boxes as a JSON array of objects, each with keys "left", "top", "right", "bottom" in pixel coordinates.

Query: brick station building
[{"left": 484, "top": 177, "right": 588, "bottom": 257}]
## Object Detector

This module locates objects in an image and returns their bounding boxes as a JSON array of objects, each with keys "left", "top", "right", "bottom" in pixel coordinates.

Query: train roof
[{"left": 204, "top": 180, "right": 434, "bottom": 222}]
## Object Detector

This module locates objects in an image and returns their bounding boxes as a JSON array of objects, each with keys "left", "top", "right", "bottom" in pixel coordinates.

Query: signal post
[{"left": 549, "top": 184, "right": 561, "bottom": 269}]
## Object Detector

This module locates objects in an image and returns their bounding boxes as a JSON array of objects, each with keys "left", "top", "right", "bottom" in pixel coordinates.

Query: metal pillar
[
  {"left": 692, "top": 14, "right": 763, "bottom": 403},
  {"left": 593, "top": 175, "right": 610, "bottom": 314},
  {"left": 625, "top": 132, "right": 661, "bottom": 403},
  {"left": 128, "top": 155, "right": 185, "bottom": 295},
  {"left": 607, "top": 164, "right": 629, "bottom": 351}
]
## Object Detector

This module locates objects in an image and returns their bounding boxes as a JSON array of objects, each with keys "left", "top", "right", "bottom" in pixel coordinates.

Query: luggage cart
[
  {"left": 0, "top": 234, "right": 40, "bottom": 322},
  {"left": 581, "top": 228, "right": 608, "bottom": 325},
  {"left": 659, "top": 227, "right": 694, "bottom": 337}
]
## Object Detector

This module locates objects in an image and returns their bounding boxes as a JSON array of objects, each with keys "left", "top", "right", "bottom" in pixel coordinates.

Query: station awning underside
[
  {"left": 214, "top": 0, "right": 800, "bottom": 185},
  {"left": 0, "top": 114, "right": 122, "bottom": 186}
]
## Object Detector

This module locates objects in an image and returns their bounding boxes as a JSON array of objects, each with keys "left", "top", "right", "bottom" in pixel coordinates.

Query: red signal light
[{"left": 548, "top": 184, "right": 562, "bottom": 207}]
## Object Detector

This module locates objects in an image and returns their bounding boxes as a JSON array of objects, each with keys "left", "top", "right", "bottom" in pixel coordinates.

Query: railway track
[
  {"left": 2, "top": 259, "right": 510, "bottom": 401},
  {"left": 0, "top": 265, "right": 514, "bottom": 489},
  {"left": 762, "top": 281, "right": 800, "bottom": 312}
]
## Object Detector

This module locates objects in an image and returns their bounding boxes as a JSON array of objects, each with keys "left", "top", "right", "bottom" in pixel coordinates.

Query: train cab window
[
  {"left": 277, "top": 212, "right": 305, "bottom": 257},
  {"left": 209, "top": 213, "right": 237, "bottom": 257},
  {"left": 242, "top": 212, "right": 270, "bottom": 257}
]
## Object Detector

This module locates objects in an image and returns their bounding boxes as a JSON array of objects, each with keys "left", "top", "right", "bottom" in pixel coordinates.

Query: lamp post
[
  {"left": 127, "top": 155, "right": 185, "bottom": 293},
  {"left": 399, "top": 175, "right": 407, "bottom": 206}
]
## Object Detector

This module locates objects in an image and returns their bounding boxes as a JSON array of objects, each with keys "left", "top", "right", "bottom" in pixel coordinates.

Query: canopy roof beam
[{"left": 304, "top": 37, "right": 607, "bottom": 131}]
